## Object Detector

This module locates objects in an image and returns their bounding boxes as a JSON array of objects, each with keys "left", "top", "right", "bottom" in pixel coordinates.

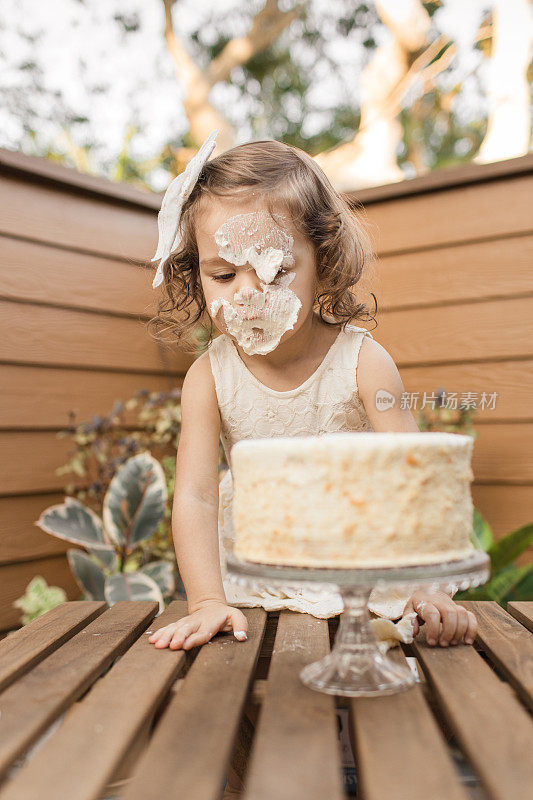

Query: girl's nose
[{"left": 236, "top": 267, "right": 263, "bottom": 295}]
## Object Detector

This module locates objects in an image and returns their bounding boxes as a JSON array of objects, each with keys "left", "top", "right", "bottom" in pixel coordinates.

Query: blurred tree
[
  {"left": 475, "top": 0, "right": 532, "bottom": 163},
  {"left": 161, "top": 0, "right": 306, "bottom": 155},
  {"left": 1, "top": 0, "right": 530, "bottom": 191},
  {"left": 161, "top": 0, "right": 532, "bottom": 189}
]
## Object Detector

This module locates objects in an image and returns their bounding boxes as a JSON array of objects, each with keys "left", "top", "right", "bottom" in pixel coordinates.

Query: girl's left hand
[{"left": 403, "top": 590, "right": 478, "bottom": 647}]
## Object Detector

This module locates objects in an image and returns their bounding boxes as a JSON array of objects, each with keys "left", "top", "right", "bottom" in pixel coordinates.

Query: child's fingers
[
  {"left": 154, "top": 626, "right": 182, "bottom": 648},
  {"left": 465, "top": 610, "right": 477, "bottom": 645},
  {"left": 450, "top": 608, "right": 470, "bottom": 645},
  {"left": 149, "top": 625, "right": 177, "bottom": 647},
  {"left": 150, "top": 621, "right": 192, "bottom": 649},
  {"left": 169, "top": 620, "right": 200, "bottom": 650},
  {"left": 181, "top": 627, "right": 214, "bottom": 650},
  {"left": 419, "top": 604, "right": 441, "bottom": 645},
  {"left": 228, "top": 608, "right": 248, "bottom": 641},
  {"left": 439, "top": 607, "right": 458, "bottom": 646}
]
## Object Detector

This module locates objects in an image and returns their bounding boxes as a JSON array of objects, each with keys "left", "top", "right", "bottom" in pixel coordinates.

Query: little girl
[{"left": 147, "top": 131, "right": 477, "bottom": 654}]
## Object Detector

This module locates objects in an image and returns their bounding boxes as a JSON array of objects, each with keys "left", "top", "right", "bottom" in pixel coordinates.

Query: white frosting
[
  {"left": 210, "top": 271, "right": 301, "bottom": 356},
  {"left": 231, "top": 431, "right": 475, "bottom": 568},
  {"left": 371, "top": 612, "right": 417, "bottom": 654},
  {"left": 209, "top": 210, "right": 301, "bottom": 356},
  {"left": 214, "top": 210, "right": 295, "bottom": 281}
]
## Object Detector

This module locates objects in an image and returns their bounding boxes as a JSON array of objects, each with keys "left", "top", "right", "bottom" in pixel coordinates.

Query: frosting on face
[
  {"left": 209, "top": 210, "right": 301, "bottom": 355},
  {"left": 210, "top": 271, "right": 302, "bottom": 356},
  {"left": 214, "top": 211, "right": 295, "bottom": 283}
]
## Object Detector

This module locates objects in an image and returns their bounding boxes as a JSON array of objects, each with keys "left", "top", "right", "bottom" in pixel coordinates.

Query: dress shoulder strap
[
  {"left": 340, "top": 325, "right": 374, "bottom": 394},
  {"left": 207, "top": 334, "right": 236, "bottom": 404}
]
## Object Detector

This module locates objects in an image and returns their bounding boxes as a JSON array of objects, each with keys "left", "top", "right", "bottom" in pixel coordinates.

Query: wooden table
[{"left": 0, "top": 600, "right": 532, "bottom": 800}]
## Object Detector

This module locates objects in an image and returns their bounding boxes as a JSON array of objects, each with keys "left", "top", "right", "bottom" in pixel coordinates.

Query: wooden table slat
[
  {"left": 0, "top": 602, "right": 106, "bottom": 693},
  {"left": 459, "top": 601, "right": 533, "bottom": 712},
  {"left": 412, "top": 630, "right": 533, "bottom": 800},
  {"left": 350, "top": 649, "right": 469, "bottom": 800},
  {"left": 0, "top": 601, "right": 158, "bottom": 785},
  {"left": 0, "top": 601, "right": 190, "bottom": 800},
  {"left": 243, "top": 611, "right": 345, "bottom": 800},
  {"left": 507, "top": 601, "right": 533, "bottom": 634},
  {"left": 120, "top": 608, "right": 267, "bottom": 800}
]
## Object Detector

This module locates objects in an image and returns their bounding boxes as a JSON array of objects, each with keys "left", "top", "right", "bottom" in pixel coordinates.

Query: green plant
[
  {"left": 416, "top": 388, "right": 477, "bottom": 436},
  {"left": 455, "top": 509, "right": 533, "bottom": 605},
  {"left": 13, "top": 576, "right": 67, "bottom": 625},
  {"left": 55, "top": 389, "right": 182, "bottom": 567},
  {"left": 34, "top": 451, "right": 182, "bottom": 614}
]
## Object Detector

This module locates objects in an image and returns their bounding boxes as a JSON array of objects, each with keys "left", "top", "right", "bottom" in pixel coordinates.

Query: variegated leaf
[
  {"left": 104, "top": 571, "right": 164, "bottom": 613},
  {"left": 67, "top": 548, "right": 106, "bottom": 601},
  {"left": 102, "top": 451, "right": 167, "bottom": 548},
  {"left": 87, "top": 546, "right": 118, "bottom": 573},
  {"left": 139, "top": 560, "right": 176, "bottom": 598},
  {"left": 36, "top": 496, "right": 110, "bottom": 549}
]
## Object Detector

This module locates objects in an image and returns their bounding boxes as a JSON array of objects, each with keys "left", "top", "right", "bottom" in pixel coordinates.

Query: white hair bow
[{"left": 151, "top": 129, "right": 219, "bottom": 289}]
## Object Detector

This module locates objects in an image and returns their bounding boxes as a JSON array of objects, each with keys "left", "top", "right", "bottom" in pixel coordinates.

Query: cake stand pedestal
[{"left": 225, "top": 551, "right": 490, "bottom": 697}]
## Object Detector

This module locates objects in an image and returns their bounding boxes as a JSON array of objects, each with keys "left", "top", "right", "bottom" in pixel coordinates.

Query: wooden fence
[
  {"left": 1, "top": 148, "right": 531, "bottom": 632},
  {"left": 0, "top": 149, "right": 192, "bottom": 631}
]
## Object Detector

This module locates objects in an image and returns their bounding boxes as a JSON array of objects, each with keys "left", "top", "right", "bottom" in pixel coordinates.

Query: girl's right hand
[{"left": 147, "top": 602, "right": 248, "bottom": 650}]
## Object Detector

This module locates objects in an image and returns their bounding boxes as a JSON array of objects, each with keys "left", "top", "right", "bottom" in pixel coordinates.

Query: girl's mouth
[{"left": 239, "top": 308, "right": 263, "bottom": 321}]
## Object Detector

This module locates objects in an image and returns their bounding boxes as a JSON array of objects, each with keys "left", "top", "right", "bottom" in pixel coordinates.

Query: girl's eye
[{"left": 212, "top": 267, "right": 287, "bottom": 283}]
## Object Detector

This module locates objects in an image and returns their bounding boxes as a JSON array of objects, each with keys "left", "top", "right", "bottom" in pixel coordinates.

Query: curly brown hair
[{"left": 146, "top": 139, "right": 377, "bottom": 352}]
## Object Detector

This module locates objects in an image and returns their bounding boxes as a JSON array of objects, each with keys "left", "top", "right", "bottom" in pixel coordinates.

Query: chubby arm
[
  {"left": 357, "top": 336, "right": 419, "bottom": 432},
  {"left": 357, "top": 335, "right": 477, "bottom": 646},
  {"left": 149, "top": 352, "right": 248, "bottom": 650},
  {"left": 171, "top": 352, "right": 226, "bottom": 611}
]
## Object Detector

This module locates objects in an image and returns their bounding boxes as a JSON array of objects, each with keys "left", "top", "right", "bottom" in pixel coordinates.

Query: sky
[{"left": 0, "top": 0, "right": 493, "bottom": 190}]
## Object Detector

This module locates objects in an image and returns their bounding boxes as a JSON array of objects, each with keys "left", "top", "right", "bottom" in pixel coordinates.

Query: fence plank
[
  {"left": 0, "top": 176, "right": 156, "bottom": 262},
  {"left": 469, "top": 423, "right": 533, "bottom": 483},
  {"left": 399, "top": 359, "right": 533, "bottom": 423},
  {"left": 0, "top": 431, "right": 177, "bottom": 494},
  {"left": 363, "top": 174, "right": 532, "bottom": 254},
  {"left": 375, "top": 296, "right": 533, "bottom": 368},
  {"left": 470, "top": 487, "right": 533, "bottom": 564},
  {"left": 0, "top": 147, "right": 161, "bottom": 210},
  {"left": 0, "top": 493, "right": 74, "bottom": 563},
  {"left": 0, "top": 431, "right": 91, "bottom": 495},
  {"left": 0, "top": 299, "right": 189, "bottom": 374},
  {"left": 0, "top": 235, "right": 155, "bottom": 317},
  {"left": 0, "top": 364, "right": 180, "bottom": 430},
  {"left": 0, "top": 555, "right": 83, "bottom": 632},
  {"left": 375, "top": 234, "right": 533, "bottom": 310}
]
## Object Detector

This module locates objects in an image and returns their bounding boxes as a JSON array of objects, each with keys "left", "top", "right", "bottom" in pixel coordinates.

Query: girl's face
[{"left": 196, "top": 197, "right": 317, "bottom": 355}]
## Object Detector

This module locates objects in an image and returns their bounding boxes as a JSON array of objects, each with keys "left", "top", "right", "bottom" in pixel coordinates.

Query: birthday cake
[{"left": 231, "top": 431, "right": 475, "bottom": 568}]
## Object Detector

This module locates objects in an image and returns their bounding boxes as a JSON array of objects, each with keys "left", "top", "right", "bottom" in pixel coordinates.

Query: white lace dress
[{"left": 208, "top": 324, "right": 433, "bottom": 620}]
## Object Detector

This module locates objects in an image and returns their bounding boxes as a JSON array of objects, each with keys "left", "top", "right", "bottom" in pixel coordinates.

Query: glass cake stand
[{"left": 225, "top": 550, "right": 490, "bottom": 697}]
